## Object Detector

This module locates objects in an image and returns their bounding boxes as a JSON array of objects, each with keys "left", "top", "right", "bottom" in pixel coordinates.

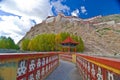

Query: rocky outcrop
[{"left": 19, "top": 13, "right": 120, "bottom": 56}]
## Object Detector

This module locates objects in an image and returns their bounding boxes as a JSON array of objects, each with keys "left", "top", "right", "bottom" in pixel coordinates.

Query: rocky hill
[{"left": 19, "top": 13, "right": 120, "bottom": 56}]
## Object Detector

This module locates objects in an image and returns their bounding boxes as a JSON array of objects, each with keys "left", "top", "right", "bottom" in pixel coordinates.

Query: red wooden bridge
[{"left": 0, "top": 52, "right": 120, "bottom": 80}]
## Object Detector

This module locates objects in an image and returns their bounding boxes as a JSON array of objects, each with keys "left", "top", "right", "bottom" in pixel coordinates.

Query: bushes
[{"left": 21, "top": 32, "right": 84, "bottom": 52}]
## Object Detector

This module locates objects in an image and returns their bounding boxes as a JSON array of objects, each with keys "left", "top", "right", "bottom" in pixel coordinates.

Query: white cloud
[
  {"left": 71, "top": 9, "right": 79, "bottom": 17},
  {"left": 0, "top": 0, "right": 53, "bottom": 43},
  {"left": 80, "top": 6, "right": 87, "bottom": 14},
  {"left": 51, "top": 0, "right": 70, "bottom": 13},
  {"left": 0, "top": 16, "right": 35, "bottom": 43},
  {"left": 0, "top": 0, "right": 53, "bottom": 23},
  {"left": 0, "top": 0, "right": 71, "bottom": 43}
]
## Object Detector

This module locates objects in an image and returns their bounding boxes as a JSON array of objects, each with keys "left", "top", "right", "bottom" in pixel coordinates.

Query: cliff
[{"left": 19, "top": 13, "right": 120, "bottom": 56}]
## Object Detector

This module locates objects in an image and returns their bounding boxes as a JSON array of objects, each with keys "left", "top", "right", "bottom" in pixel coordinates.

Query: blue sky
[
  {"left": 51, "top": 0, "right": 120, "bottom": 18},
  {"left": 0, "top": 0, "right": 120, "bottom": 43}
]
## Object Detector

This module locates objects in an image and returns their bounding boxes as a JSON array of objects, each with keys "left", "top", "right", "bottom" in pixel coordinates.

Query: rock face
[{"left": 20, "top": 13, "right": 120, "bottom": 55}]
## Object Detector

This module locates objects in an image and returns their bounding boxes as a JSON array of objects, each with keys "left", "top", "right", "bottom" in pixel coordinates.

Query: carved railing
[
  {"left": 0, "top": 52, "right": 59, "bottom": 80},
  {"left": 76, "top": 54, "right": 120, "bottom": 80}
]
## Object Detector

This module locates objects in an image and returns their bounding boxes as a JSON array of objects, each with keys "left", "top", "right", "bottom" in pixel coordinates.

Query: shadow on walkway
[{"left": 45, "top": 60, "right": 82, "bottom": 80}]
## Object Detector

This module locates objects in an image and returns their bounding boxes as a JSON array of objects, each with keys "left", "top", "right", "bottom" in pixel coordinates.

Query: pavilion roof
[{"left": 61, "top": 36, "right": 79, "bottom": 44}]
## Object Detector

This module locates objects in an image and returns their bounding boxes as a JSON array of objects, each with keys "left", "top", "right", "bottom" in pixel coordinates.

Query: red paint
[
  {"left": 0, "top": 53, "right": 59, "bottom": 80},
  {"left": 76, "top": 54, "right": 120, "bottom": 80},
  {"left": 61, "top": 36, "right": 79, "bottom": 44},
  {"left": 77, "top": 54, "right": 120, "bottom": 70}
]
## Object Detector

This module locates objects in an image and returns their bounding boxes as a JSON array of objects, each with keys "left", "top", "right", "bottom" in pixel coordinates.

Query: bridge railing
[
  {"left": 59, "top": 53, "right": 72, "bottom": 62},
  {"left": 76, "top": 54, "right": 120, "bottom": 80},
  {"left": 59, "top": 52, "right": 76, "bottom": 63},
  {"left": 0, "top": 52, "right": 59, "bottom": 80}
]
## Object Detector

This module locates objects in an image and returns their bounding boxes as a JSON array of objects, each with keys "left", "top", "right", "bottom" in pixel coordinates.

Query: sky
[{"left": 0, "top": 0, "right": 120, "bottom": 43}]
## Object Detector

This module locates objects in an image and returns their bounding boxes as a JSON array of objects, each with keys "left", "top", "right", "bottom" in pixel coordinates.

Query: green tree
[
  {"left": 0, "top": 36, "right": 6, "bottom": 48},
  {"left": 55, "top": 33, "right": 62, "bottom": 51},
  {"left": 0, "top": 36, "right": 19, "bottom": 49},
  {"left": 7, "top": 37, "right": 16, "bottom": 49},
  {"left": 22, "top": 33, "right": 84, "bottom": 52},
  {"left": 60, "top": 32, "right": 70, "bottom": 41},
  {"left": 21, "top": 39, "right": 30, "bottom": 50},
  {"left": 28, "top": 37, "right": 38, "bottom": 51},
  {"left": 71, "top": 35, "right": 84, "bottom": 52}
]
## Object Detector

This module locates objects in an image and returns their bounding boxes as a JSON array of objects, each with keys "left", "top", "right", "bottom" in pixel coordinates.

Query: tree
[
  {"left": 71, "top": 35, "right": 84, "bottom": 52},
  {"left": 7, "top": 37, "right": 16, "bottom": 49},
  {"left": 27, "top": 34, "right": 56, "bottom": 51},
  {"left": 60, "top": 32, "right": 70, "bottom": 41},
  {"left": 21, "top": 33, "right": 84, "bottom": 52},
  {"left": 0, "top": 36, "right": 19, "bottom": 50},
  {"left": 55, "top": 33, "right": 62, "bottom": 51},
  {"left": 21, "top": 39, "right": 30, "bottom": 50}
]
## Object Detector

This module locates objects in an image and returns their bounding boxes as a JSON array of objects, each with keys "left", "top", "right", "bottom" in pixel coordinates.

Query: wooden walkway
[{"left": 45, "top": 60, "right": 82, "bottom": 80}]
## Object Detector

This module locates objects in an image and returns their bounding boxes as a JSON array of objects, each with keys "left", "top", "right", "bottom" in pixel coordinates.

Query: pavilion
[{"left": 61, "top": 36, "right": 79, "bottom": 53}]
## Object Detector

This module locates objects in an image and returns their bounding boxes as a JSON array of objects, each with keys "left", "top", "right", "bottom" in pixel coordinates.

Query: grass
[
  {"left": 115, "top": 30, "right": 120, "bottom": 33},
  {"left": 96, "top": 28, "right": 112, "bottom": 35}
]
